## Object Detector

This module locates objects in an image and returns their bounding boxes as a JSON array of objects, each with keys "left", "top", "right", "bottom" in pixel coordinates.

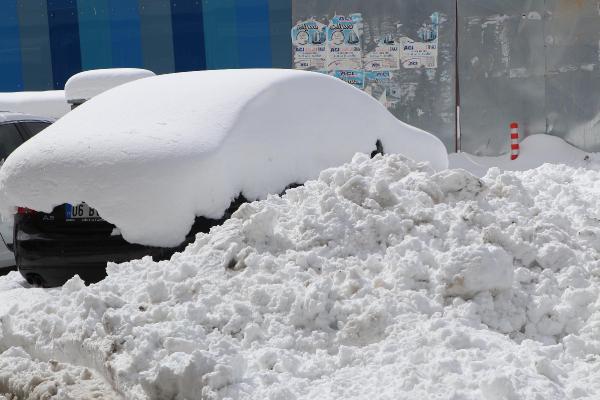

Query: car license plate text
[{"left": 65, "top": 203, "right": 101, "bottom": 221}]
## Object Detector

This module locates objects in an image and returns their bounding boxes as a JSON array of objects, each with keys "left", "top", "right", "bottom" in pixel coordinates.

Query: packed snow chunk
[
  {"left": 64, "top": 68, "right": 155, "bottom": 103},
  {"left": 0, "top": 69, "right": 447, "bottom": 247},
  {"left": 0, "top": 347, "right": 121, "bottom": 399},
  {"left": 0, "top": 91, "right": 69, "bottom": 119},
  {"left": 439, "top": 244, "right": 514, "bottom": 298}
]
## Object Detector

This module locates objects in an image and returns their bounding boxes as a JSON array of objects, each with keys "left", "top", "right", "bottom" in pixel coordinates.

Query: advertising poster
[
  {"left": 291, "top": 1, "right": 456, "bottom": 153},
  {"left": 291, "top": 19, "right": 327, "bottom": 71},
  {"left": 399, "top": 13, "right": 440, "bottom": 69},
  {"left": 333, "top": 70, "right": 365, "bottom": 89},
  {"left": 291, "top": 12, "right": 440, "bottom": 100},
  {"left": 325, "top": 14, "right": 364, "bottom": 72},
  {"left": 364, "top": 34, "right": 401, "bottom": 72}
]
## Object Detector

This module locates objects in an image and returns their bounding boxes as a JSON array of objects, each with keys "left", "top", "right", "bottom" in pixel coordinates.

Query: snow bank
[
  {"left": 0, "top": 69, "right": 448, "bottom": 247},
  {"left": 449, "top": 134, "right": 593, "bottom": 176},
  {"left": 0, "top": 91, "right": 69, "bottom": 120},
  {"left": 0, "top": 347, "right": 121, "bottom": 399},
  {"left": 64, "top": 68, "right": 155, "bottom": 103},
  {"left": 1, "top": 154, "right": 600, "bottom": 399}
]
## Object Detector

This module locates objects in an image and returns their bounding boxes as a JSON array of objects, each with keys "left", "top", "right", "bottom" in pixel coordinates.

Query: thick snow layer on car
[
  {"left": 64, "top": 68, "right": 155, "bottom": 103},
  {"left": 0, "top": 154, "right": 599, "bottom": 399},
  {"left": 0, "top": 69, "right": 448, "bottom": 247},
  {"left": 0, "top": 91, "right": 69, "bottom": 119},
  {"left": 449, "top": 134, "right": 593, "bottom": 176}
]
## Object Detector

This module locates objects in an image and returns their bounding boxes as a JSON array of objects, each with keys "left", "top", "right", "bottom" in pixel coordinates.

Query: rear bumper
[
  {"left": 14, "top": 218, "right": 181, "bottom": 287},
  {"left": 13, "top": 205, "right": 226, "bottom": 288}
]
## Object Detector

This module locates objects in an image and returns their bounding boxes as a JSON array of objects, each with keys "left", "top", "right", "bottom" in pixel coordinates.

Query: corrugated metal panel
[
  {"left": 17, "top": 0, "right": 54, "bottom": 90},
  {"left": 77, "top": 0, "right": 112, "bottom": 69},
  {"left": 170, "top": 0, "right": 207, "bottom": 72},
  {"left": 0, "top": 0, "right": 24, "bottom": 91},
  {"left": 47, "top": 0, "right": 82, "bottom": 89},
  {"left": 138, "top": 0, "right": 175, "bottom": 74},
  {"left": 109, "top": 0, "right": 143, "bottom": 68}
]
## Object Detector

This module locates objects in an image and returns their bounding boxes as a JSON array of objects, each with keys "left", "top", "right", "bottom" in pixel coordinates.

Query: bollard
[{"left": 510, "top": 122, "right": 519, "bottom": 160}]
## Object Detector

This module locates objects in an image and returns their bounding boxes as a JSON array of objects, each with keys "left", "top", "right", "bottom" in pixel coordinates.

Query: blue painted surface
[
  {"left": 110, "top": 0, "right": 142, "bottom": 67},
  {"left": 235, "top": 0, "right": 272, "bottom": 68},
  {"left": 139, "top": 0, "right": 175, "bottom": 74},
  {"left": 17, "top": 0, "right": 54, "bottom": 90},
  {"left": 47, "top": 0, "right": 82, "bottom": 89},
  {"left": 0, "top": 1, "right": 24, "bottom": 91},
  {"left": 170, "top": 0, "right": 206, "bottom": 72},
  {"left": 2, "top": 0, "right": 293, "bottom": 90},
  {"left": 77, "top": 0, "right": 112, "bottom": 69},
  {"left": 268, "top": 0, "right": 291, "bottom": 68},
  {"left": 202, "top": 0, "right": 239, "bottom": 69},
  {"left": 109, "top": 0, "right": 142, "bottom": 67}
]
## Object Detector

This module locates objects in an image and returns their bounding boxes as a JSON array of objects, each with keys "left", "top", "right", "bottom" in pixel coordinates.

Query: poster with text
[
  {"left": 325, "top": 14, "right": 363, "bottom": 72},
  {"left": 291, "top": 19, "right": 327, "bottom": 71}
]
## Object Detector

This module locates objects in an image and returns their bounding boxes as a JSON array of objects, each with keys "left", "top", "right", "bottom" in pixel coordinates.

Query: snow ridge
[{"left": 1, "top": 154, "right": 600, "bottom": 399}]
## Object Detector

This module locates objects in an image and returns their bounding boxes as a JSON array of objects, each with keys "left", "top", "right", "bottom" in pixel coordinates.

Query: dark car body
[
  {"left": 14, "top": 196, "right": 247, "bottom": 287},
  {"left": 0, "top": 112, "right": 53, "bottom": 273}
]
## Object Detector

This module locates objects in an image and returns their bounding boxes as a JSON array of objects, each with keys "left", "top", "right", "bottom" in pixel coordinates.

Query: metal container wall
[
  {"left": 292, "top": 0, "right": 457, "bottom": 152},
  {"left": 458, "top": 0, "right": 547, "bottom": 155},
  {"left": 458, "top": 0, "right": 600, "bottom": 155},
  {"left": 545, "top": 0, "right": 600, "bottom": 151}
]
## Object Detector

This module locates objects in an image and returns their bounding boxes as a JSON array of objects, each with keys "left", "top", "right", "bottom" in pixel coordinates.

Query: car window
[
  {"left": 0, "top": 123, "right": 25, "bottom": 164},
  {"left": 18, "top": 121, "right": 51, "bottom": 140}
]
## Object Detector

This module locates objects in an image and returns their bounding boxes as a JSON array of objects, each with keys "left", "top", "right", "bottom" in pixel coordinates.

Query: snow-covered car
[
  {"left": 0, "top": 69, "right": 448, "bottom": 287},
  {"left": 0, "top": 111, "right": 53, "bottom": 271}
]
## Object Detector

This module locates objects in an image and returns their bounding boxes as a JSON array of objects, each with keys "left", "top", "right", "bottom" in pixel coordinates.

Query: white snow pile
[
  {"left": 0, "top": 91, "right": 70, "bottom": 120},
  {"left": 0, "top": 347, "right": 121, "bottom": 400},
  {"left": 1, "top": 153, "right": 600, "bottom": 399},
  {"left": 0, "top": 69, "right": 447, "bottom": 247},
  {"left": 449, "top": 134, "right": 595, "bottom": 177},
  {"left": 64, "top": 68, "right": 155, "bottom": 103}
]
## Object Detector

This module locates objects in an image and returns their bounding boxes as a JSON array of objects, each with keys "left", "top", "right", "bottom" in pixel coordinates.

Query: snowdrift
[
  {"left": 449, "top": 134, "right": 593, "bottom": 177},
  {"left": 0, "top": 154, "right": 599, "bottom": 399},
  {"left": 0, "top": 69, "right": 447, "bottom": 247}
]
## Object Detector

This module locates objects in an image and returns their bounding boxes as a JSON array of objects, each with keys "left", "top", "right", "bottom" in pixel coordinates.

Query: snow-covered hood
[{"left": 0, "top": 69, "right": 447, "bottom": 247}]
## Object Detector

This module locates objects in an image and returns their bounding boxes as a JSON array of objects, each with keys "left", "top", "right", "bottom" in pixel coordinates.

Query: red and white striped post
[{"left": 510, "top": 122, "right": 520, "bottom": 160}]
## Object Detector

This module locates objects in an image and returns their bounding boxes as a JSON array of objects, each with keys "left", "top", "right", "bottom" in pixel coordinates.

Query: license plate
[{"left": 65, "top": 203, "right": 102, "bottom": 221}]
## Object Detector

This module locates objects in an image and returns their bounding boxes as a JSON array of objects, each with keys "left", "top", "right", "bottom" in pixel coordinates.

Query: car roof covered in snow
[
  {"left": 64, "top": 68, "right": 155, "bottom": 103},
  {"left": 0, "top": 69, "right": 448, "bottom": 247},
  {"left": 0, "top": 110, "right": 54, "bottom": 124},
  {"left": 0, "top": 91, "right": 69, "bottom": 120}
]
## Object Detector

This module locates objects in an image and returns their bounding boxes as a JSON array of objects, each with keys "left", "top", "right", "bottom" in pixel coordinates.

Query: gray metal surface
[
  {"left": 459, "top": 0, "right": 600, "bottom": 155},
  {"left": 292, "top": 0, "right": 457, "bottom": 152},
  {"left": 294, "top": 1, "right": 600, "bottom": 155},
  {"left": 545, "top": 0, "right": 600, "bottom": 151}
]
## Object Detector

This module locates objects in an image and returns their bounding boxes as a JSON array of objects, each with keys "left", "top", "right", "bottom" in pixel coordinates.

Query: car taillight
[{"left": 17, "top": 207, "right": 34, "bottom": 215}]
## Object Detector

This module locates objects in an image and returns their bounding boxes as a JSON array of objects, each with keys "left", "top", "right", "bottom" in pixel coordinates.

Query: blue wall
[{"left": 0, "top": 0, "right": 292, "bottom": 91}]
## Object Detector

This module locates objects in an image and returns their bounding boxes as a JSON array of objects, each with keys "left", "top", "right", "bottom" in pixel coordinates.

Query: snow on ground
[
  {"left": 64, "top": 68, "right": 155, "bottom": 103},
  {"left": 0, "top": 91, "right": 70, "bottom": 120},
  {"left": 0, "top": 272, "right": 122, "bottom": 399},
  {"left": 1, "top": 153, "right": 600, "bottom": 399},
  {"left": 449, "top": 134, "right": 595, "bottom": 177},
  {"left": 0, "top": 69, "right": 447, "bottom": 248}
]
